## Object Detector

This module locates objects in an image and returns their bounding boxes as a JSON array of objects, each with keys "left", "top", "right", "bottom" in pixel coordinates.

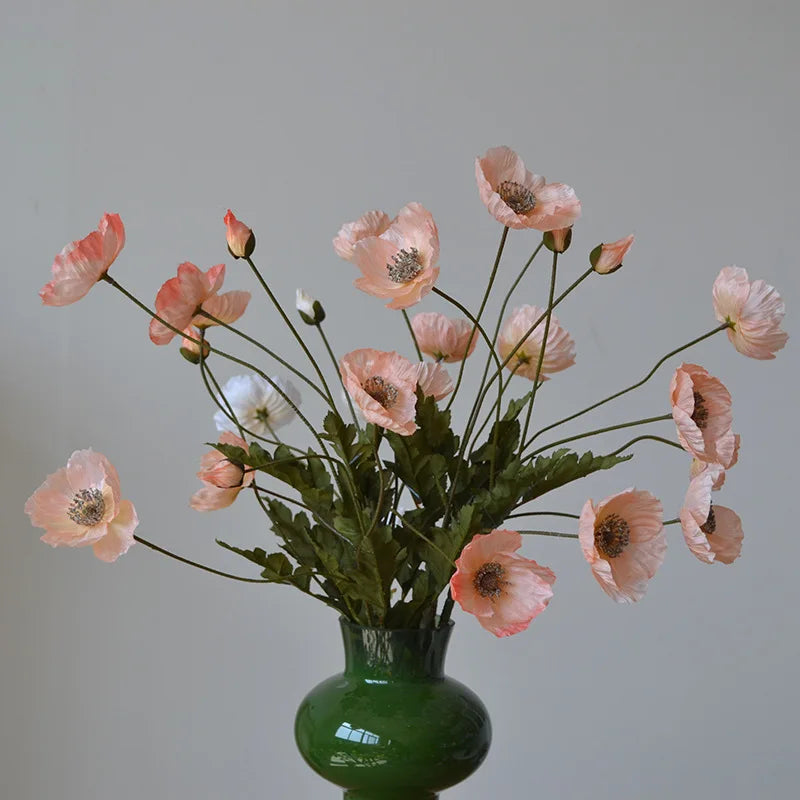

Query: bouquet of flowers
[{"left": 25, "top": 145, "right": 788, "bottom": 638}]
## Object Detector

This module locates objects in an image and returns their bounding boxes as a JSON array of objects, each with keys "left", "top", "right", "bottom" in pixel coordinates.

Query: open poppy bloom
[
  {"left": 476, "top": 146, "right": 581, "bottom": 231},
  {"left": 450, "top": 529, "right": 556, "bottom": 637},
  {"left": 579, "top": 488, "right": 665, "bottom": 602},
  {"left": 411, "top": 312, "right": 478, "bottom": 362},
  {"left": 416, "top": 362, "right": 453, "bottom": 401},
  {"left": 497, "top": 305, "right": 575, "bottom": 380},
  {"left": 40, "top": 213, "right": 125, "bottom": 306}
]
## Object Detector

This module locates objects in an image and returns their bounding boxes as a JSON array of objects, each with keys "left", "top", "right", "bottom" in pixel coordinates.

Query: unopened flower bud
[
  {"left": 180, "top": 327, "right": 211, "bottom": 364},
  {"left": 590, "top": 235, "right": 634, "bottom": 274},
  {"left": 543, "top": 227, "right": 572, "bottom": 254},
  {"left": 296, "top": 289, "right": 326, "bottom": 325},
  {"left": 198, "top": 457, "right": 246, "bottom": 489},
  {"left": 224, "top": 209, "right": 256, "bottom": 259}
]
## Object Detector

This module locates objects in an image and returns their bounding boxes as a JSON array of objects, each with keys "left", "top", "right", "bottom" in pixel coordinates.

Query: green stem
[
  {"left": 244, "top": 255, "right": 337, "bottom": 409},
  {"left": 402, "top": 309, "right": 423, "bottom": 361},
  {"left": 468, "top": 367, "right": 519, "bottom": 449},
  {"left": 664, "top": 518, "right": 680, "bottom": 526},
  {"left": 398, "top": 516, "right": 456, "bottom": 567},
  {"left": 524, "top": 323, "right": 732, "bottom": 448},
  {"left": 506, "top": 511, "right": 580, "bottom": 521},
  {"left": 317, "top": 323, "right": 359, "bottom": 426},
  {"left": 517, "top": 530, "right": 579, "bottom": 540},
  {"left": 607, "top": 434, "right": 685, "bottom": 458},
  {"left": 525, "top": 413, "right": 673, "bottom": 460}
]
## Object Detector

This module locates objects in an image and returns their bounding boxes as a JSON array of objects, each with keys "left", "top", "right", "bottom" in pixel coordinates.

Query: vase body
[{"left": 295, "top": 618, "right": 491, "bottom": 799}]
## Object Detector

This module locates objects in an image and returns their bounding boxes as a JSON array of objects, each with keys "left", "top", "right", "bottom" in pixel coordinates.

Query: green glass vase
[{"left": 295, "top": 618, "right": 491, "bottom": 799}]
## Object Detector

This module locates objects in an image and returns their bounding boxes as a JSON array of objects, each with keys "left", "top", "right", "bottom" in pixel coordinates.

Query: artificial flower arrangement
[{"left": 26, "top": 146, "right": 788, "bottom": 636}]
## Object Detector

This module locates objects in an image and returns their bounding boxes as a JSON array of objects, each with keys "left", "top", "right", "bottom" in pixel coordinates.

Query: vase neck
[{"left": 339, "top": 618, "right": 453, "bottom": 681}]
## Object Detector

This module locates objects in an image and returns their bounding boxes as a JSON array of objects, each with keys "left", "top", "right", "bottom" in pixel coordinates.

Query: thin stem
[
  {"left": 517, "top": 530, "right": 579, "bottom": 540},
  {"left": 506, "top": 511, "right": 581, "bottom": 521},
  {"left": 520, "top": 251, "right": 559, "bottom": 446},
  {"left": 398, "top": 516, "right": 456, "bottom": 567},
  {"left": 243, "top": 257, "right": 337, "bottom": 409},
  {"left": 402, "top": 309, "right": 423, "bottom": 361},
  {"left": 526, "top": 413, "right": 673, "bottom": 459},
  {"left": 195, "top": 310, "right": 331, "bottom": 405},
  {"left": 133, "top": 535, "right": 271, "bottom": 583},
  {"left": 317, "top": 323, "right": 359, "bottom": 426},
  {"left": 664, "top": 518, "right": 680, "bottom": 526},
  {"left": 468, "top": 367, "right": 519, "bottom": 449},
  {"left": 608, "top": 434, "right": 685, "bottom": 458},
  {"left": 525, "top": 323, "right": 732, "bottom": 448}
]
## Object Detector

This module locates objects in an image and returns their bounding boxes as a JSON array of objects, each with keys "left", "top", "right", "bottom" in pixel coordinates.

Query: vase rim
[{"left": 338, "top": 615, "right": 455, "bottom": 634}]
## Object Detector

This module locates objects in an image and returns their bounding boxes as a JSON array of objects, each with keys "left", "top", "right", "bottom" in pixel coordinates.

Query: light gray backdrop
[{"left": 2, "top": 1, "right": 798, "bottom": 798}]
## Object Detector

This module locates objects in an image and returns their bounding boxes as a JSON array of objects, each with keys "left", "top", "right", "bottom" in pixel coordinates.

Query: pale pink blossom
[
  {"left": 579, "top": 488, "right": 665, "bottom": 603},
  {"left": 196, "top": 290, "right": 251, "bottom": 328},
  {"left": 450, "top": 529, "right": 555, "bottom": 637},
  {"left": 24, "top": 449, "right": 138, "bottom": 562},
  {"left": 475, "top": 146, "right": 581, "bottom": 231},
  {"left": 690, "top": 434, "right": 741, "bottom": 490},
  {"left": 340, "top": 348, "right": 419, "bottom": 435},
  {"left": 333, "top": 210, "right": 392, "bottom": 261},
  {"left": 351, "top": 203, "right": 440, "bottom": 310},
  {"left": 591, "top": 234, "right": 635, "bottom": 274},
  {"left": 224, "top": 210, "right": 255, "bottom": 259},
  {"left": 190, "top": 432, "right": 254, "bottom": 511},
  {"left": 497, "top": 305, "right": 575, "bottom": 381},
  {"left": 410, "top": 312, "right": 478, "bottom": 362},
  {"left": 416, "top": 362, "right": 453, "bottom": 401},
  {"left": 40, "top": 213, "right": 125, "bottom": 306},
  {"left": 149, "top": 262, "right": 227, "bottom": 345},
  {"left": 679, "top": 470, "right": 744, "bottom": 564},
  {"left": 712, "top": 266, "right": 788, "bottom": 359},
  {"left": 670, "top": 363, "right": 737, "bottom": 468}
]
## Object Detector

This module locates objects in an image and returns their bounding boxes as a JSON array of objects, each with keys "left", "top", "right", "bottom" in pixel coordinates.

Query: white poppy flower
[{"left": 214, "top": 374, "right": 301, "bottom": 436}]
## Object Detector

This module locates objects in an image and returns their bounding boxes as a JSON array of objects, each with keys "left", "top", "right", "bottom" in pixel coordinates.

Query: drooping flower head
[
  {"left": 340, "top": 349, "right": 419, "bottom": 435},
  {"left": 712, "top": 266, "right": 788, "bottom": 359},
  {"left": 415, "top": 362, "right": 453, "bottom": 401},
  {"left": 670, "top": 363, "right": 737, "bottom": 468},
  {"left": 411, "top": 312, "right": 478, "bottom": 362},
  {"left": 224, "top": 210, "right": 255, "bottom": 259},
  {"left": 450, "top": 529, "right": 556, "bottom": 637},
  {"left": 476, "top": 146, "right": 581, "bottom": 231},
  {"left": 213, "top": 374, "right": 301, "bottom": 437},
  {"left": 351, "top": 203, "right": 440, "bottom": 310},
  {"left": 497, "top": 305, "right": 576, "bottom": 381},
  {"left": 24, "top": 449, "right": 138, "bottom": 563},
  {"left": 179, "top": 326, "right": 211, "bottom": 364},
  {"left": 579, "top": 488, "right": 665, "bottom": 602},
  {"left": 40, "top": 213, "right": 125, "bottom": 306},
  {"left": 333, "top": 210, "right": 393, "bottom": 261},
  {"left": 679, "top": 469, "right": 744, "bottom": 564},
  {"left": 190, "top": 432, "right": 255, "bottom": 512},
  {"left": 689, "top": 433, "right": 741, "bottom": 491},
  {"left": 590, "top": 234, "right": 635, "bottom": 275}
]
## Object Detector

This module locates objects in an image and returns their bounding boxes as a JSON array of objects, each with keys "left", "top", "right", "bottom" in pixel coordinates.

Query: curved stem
[
  {"left": 518, "top": 529, "right": 579, "bottom": 540},
  {"left": 402, "top": 309, "right": 423, "bottom": 361},
  {"left": 398, "top": 516, "right": 456, "bottom": 567},
  {"left": 196, "top": 310, "right": 331, "bottom": 405},
  {"left": 244, "top": 256, "right": 337, "bottom": 409},
  {"left": 133, "top": 535, "right": 271, "bottom": 583},
  {"left": 317, "top": 323, "right": 359, "bottom": 426},
  {"left": 525, "top": 323, "right": 731, "bottom": 448},
  {"left": 468, "top": 367, "right": 519, "bottom": 449},
  {"left": 608, "top": 434, "right": 685, "bottom": 458},
  {"left": 506, "top": 510, "right": 581, "bottom": 521},
  {"left": 525, "top": 413, "right": 673, "bottom": 460}
]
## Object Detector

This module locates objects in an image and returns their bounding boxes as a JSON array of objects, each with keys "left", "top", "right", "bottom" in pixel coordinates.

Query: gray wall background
[{"left": 2, "top": 1, "right": 798, "bottom": 798}]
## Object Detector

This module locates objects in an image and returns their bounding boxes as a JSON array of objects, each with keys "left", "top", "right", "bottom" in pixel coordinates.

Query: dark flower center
[
  {"left": 594, "top": 513, "right": 630, "bottom": 559},
  {"left": 498, "top": 180, "right": 536, "bottom": 215},
  {"left": 701, "top": 505, "right": 717, "bottom": 535},
  {"left": 362, "top": 375, "right": 399, "bottom": 409},
  {"left": 67, "top": 488, "right": 105, "bottom": 527},
  {"left": 691, "top": 391, "right": 709, "bottom": 430},
  {"left": 387, "top": 247, "right": 423, "bottom": 283},
  {"left": 473, "top": 561, "right": 507, "bottom": 598}
]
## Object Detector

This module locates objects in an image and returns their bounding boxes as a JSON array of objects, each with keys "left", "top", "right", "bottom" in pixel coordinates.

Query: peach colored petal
[
  {"left": 190, "top": 485, "right": 243, "bottom": 511},
  {"left": 592, "top": 234, "right": 635, "bottom": 274},
  {"left": 40, "top": 213, "right": 125, "bottom": 306},
  {"left": 224, "top": 210, "right": 255, "bottom": 259},
  {"left": 195, "top": 290, "right": 251, "bottom": 327},
  {"left": 690, "top": 435, "right": 739, "bottom": 491},
  {"left": 92, "top": 499, "right": 138, "bottom": 562},
  {"left": 526, "top": 183, "right": 582, "bottom": 232},
  {"left": 705, "top": 506, "right": 743, "bottom": 564},
  {"left": 410, "top": 312, "right": 478, "bottom": 362},
  {"left": 333, "top": 210, "right": 392, "bottom": 260},
  {"left": 415, "top": 362, "right": 453, "bottom": 401}
]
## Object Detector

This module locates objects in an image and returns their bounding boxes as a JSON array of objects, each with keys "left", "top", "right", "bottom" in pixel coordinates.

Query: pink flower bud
[
  {"left": 224, "top": 210, "right": 256, "bottom": 259},
  {"left": 180, "top": 327, "right": 210, "bottom": 364},
  {"left": 543, "top": 227, "right": 572, "bottom": 254},
  {"left": 590, "top": 235, "right": 634, "bottom": 274},
  {"left": 198, "top": 457, "right": 246, "bottom": 489}
]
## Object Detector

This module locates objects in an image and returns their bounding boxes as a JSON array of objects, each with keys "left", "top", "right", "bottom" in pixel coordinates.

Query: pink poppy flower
[
  {"left": 690, "top": 433, "right": 741, "bottom": 491},
  {"left": 224, "top": 210, "right": 255, "bottom": 259},
  {"left": 497, "top": 305, "right": 575, "bottom": 381},
  {"left": 40, "top": 213, "right": 125, "bottom": 306},
  {"left": 712, "top": 266, "right": 788, "bottom": 359},
  {"left": 670, "top": 363, "right": 737, "bottom": 468},
  {"left": 149, "top": 262, "right": 227, "bottom": 345},
  {"left": 679, "top": 470, "right": 744, "bottom": 564},
  {"left": 450, "top": 529, "right": 555, "bottom": 637},
  {"left": 579, "top": 488, "right": 665, "bottom": 603},
  {"left": 24, "top": 449, "right": 138, "bottom": 563},
  {"left": 333, "top": 210, "right": 392, "bottom": 261},
  {"left": 416, "top": 362, "right": 453, "bottom": 401},
  {"left": 410, "top": 312, "right": 478, "bottom": 362},
  {"left": 195, "top": 290, "right": 251, "bottom": 329},
  {"left": 351, "top": 203, "right": 440, "bottom": 310},
  {"left": 475, "top": 146, "right": 581, "bottom": 231},
  {"left": 190, "top": 432, "right": 254, "bottom": 512},
  {"left": 590, "top": 234, "right": 635, "bottom": 274},
  {"left": 340, "top": 348, "right": 419, "bottom": 435}
]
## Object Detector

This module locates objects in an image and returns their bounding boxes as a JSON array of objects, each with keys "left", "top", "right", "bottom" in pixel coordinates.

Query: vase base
[{"left": 344, "top": 791, "right": 438, "bottom": 799}]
